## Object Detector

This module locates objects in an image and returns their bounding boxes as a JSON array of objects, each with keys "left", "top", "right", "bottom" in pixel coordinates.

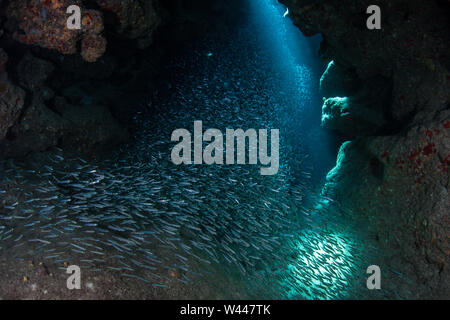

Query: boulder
[{"left": 0, "top": 48, "right": 26, "bottom": 142}]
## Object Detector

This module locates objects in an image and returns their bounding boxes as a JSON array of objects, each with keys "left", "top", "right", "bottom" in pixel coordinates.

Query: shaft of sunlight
[
  {"left": 249, "top": 0, "right": 359, "bottom": 299},
  {"left": 249, "top": 0, "right": 336, "bottom": 182}
]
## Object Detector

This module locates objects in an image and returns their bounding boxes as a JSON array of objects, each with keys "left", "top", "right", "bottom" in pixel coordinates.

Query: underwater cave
[{"left": 0, "top": 0, "right": 448, "bottom": 301}]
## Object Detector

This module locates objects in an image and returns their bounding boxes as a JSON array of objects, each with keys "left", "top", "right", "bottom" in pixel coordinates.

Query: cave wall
[
  {"left": 0, "top": 0, "right": 243, "bottom": 159},
  {"left": 280, "top": 0, "right": 449, "bottom": 297}
]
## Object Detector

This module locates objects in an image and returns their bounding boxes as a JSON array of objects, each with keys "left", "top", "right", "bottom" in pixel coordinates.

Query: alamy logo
[
  {"left": 366, "top": 265, "right": 381, "bottom": 289},
  {"left": 171, "top": 121, "right": 279, "bottom": 175},
  {"left": 66, "top": 5, "right": 81, "bottom": 30},
  {"left": 366, "top": 5, "right": 381, "bottom": 30},
  {"left": 66, "top": 265, "right": 81, "bottom": 290}
]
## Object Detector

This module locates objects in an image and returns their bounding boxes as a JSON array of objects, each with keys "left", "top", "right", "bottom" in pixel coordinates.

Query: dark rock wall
[
  {"left": 280, "top": 0, "right": 449, "bottom": 297},
  {"left": 0, "top": 0, "right": 243, "bottom": 159}
]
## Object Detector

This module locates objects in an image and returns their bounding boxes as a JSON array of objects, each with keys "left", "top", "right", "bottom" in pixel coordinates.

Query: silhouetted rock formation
[
  {"left": 0, "top": 0, "right": 243, "bottom": 158},
  {"left": 281, "top": 0, "right": 449, "bottom": 298}
]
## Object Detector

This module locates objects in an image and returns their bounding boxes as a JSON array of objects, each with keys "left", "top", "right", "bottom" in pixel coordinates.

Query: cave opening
[{"left": 1, "top": 0, "right": 446, "bottom": 301}]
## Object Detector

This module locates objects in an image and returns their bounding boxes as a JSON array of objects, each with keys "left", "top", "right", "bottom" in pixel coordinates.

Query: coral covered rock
[
  {"left": 321, "top": 96, "right": 386, "bottom": 136},
  {"left": 319, "top": 61, "right": 391, "bottom": 137},
  {"left": 80, "top": 33, "right": 107, "bottom": 63},
  {"left": 7, "top": 0, "right": 106, "bottom": 62},
  {"left": 0, "top": 0, "right": 239, "bottom": 158},
  {"left": 320, "top": 61, "right": 358, "bottom": 98},
  {"left": 7, "top": 0, "right": 82, "bottom": 55},
  {"left": 323, "top": 109, "right": 450, "bottom": 298}
]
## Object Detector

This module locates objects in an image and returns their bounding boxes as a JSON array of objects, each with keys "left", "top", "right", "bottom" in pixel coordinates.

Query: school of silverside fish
[{"left": 0, "top": 0, "right": 383, "bottom": 299}]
